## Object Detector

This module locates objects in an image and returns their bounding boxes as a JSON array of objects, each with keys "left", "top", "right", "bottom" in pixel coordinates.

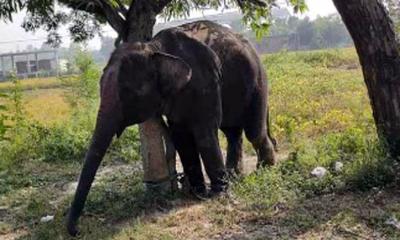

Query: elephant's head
[
  {"left": 105, "top": 42, "right": 193, "bottom": 133},
  {"left": 66, "top": 42, "right": 192, "bottom": 236},
  {"left": 121, "top": 43, "right": 193, "bottom": 125}
]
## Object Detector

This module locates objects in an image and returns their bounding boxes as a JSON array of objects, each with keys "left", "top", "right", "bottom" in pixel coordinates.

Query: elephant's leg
[
  {"left": 169, "top": 124, "right": 206, "bottom": 195},
  {"left": 244, "top": 120, "right": 276, "bottom": 167},
  {"left": 244, "top": 93, "right": 276, "bottom": 168},
  {"left": 247, "top": 133, "right": 276, "bottom": 168},
  {"left": 221, "top": 127, "right": 244, "bottom": 176},
  {"left": 193, "top": 126, "right": 227, "bottom": 194}
]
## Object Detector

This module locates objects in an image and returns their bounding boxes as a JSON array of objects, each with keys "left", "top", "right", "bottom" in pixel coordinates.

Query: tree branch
[
  {"left": 59, "top": 0, "right": 125, "bottom": 34},
  {"left": 115, "top": 0, "right": 128, "bottom": 17},
  {"left": 236, "top": 0, "right": 267, "bottom": 8},
  {"left": 154, "top": 0, "right": 175, "bottom": 13},
  {"left": 97, "top": 0, "right": 125, "bottom": 33}
]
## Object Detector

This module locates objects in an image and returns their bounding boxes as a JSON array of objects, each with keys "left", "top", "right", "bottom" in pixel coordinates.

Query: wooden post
[{"left": 140, "top": 118, "right": 177, "bottom": 192}]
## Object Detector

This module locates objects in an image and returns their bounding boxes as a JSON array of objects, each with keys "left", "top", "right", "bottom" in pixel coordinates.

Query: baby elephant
[{"left": 66, "top": 20, "right": 275, "bottom": 236}]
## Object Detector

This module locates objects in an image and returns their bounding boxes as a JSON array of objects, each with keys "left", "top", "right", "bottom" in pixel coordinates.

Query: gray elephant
[{"left": 67, "top": 20, "right": 276, "bottom": 236}]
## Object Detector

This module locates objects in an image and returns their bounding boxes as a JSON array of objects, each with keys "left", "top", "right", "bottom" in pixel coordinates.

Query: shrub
[
  {"left": 108, "top": 126, "right": 141, "bottom": 163},
  {"left": 62, "top": 48, "right": 100, "bottom": 112},
  {"left": 37, "top": 124, "right": 91, "bottom": 163},
  {"left": 282, "top": 128, "right": 396, "bottom": 195},
  {"left": 344, "top": 141, "right": 396, "bottom": 191},
  {"left": 0, "top": 92, "right": 8, "bottom": 140},
  {"left": 0, "top": 76, "right": 29, "bottom": 170}
]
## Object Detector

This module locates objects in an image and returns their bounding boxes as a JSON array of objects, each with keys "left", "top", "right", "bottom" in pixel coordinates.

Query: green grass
[{"left": 1, "top": 48, "right": 399, "bottom": 239}]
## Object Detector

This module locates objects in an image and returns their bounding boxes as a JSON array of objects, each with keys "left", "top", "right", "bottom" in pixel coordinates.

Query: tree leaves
[
  {"left": 289, "top": 0, "right": 307, "bottom": 13},
  {"left": 160, "top": 0, "right": 308, "bottom": 40},
  {"left": 69, "top": 11, "right": 102, "bottom": 43},
  {"left": 0, "top": 0, "right": 24, "bottom": 21},
  {"left": 0, "top": 0, "right": 309, "bottom": 45}
]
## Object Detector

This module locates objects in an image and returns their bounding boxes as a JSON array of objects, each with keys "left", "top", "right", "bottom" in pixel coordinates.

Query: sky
[{"left": 0, "top": 0, "right": 337, "bottom": 53}]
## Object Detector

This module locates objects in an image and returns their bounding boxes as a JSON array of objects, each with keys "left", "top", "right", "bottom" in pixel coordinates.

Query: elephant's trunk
[
  {"left": 66, "top": 63, "right": 123, "bottom": 236},
  {"left": 66, "top": 112, "right": 119, "bottom": 236}
]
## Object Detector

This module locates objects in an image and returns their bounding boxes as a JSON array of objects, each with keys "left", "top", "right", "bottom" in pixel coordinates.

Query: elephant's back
[{"left": 177, "top": 21, "right": 266, "bottom": 127}]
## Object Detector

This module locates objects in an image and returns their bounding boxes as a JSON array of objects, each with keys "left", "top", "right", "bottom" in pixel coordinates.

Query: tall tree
[
  {"left": 333, "top": 0, "right": 400, "bottom": 158},
  {"left": 0, "top": 0, "right": 307, "bottom": 190}
]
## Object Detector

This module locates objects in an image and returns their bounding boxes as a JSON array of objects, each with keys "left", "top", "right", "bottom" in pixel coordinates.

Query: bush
[
  {"left": 38, "top": 124, "right": 91, "bottom": 163},
  {"left": 0, "top": 77, "right": 29, "bottom": 170},
  {"left": 61, "top": 48, "right": 100, "bottom": 112},
  {"left": 282, "top": 128, "right": 396, "bottom": 194},
  {"left": 233, "top": 127, "right": 396, "bottom": 212},
  {"left": 0, "top": 92, "right": 8, "bottom": 140},
  {"left": 344, "top": 141, "right": 396, "bottom": 191},
  {"left": 108, "top": 126, "right": 141, "bottom": 163}
]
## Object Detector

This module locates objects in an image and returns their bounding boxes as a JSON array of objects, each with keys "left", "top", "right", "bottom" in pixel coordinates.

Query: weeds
[{"left": 0, "top": 92, "right": 8, "bottom": 140}]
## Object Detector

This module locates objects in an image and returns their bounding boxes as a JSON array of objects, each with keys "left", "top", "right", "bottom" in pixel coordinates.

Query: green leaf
[{"left": 289, "top": 0, "right": 308, "bottom": 13}]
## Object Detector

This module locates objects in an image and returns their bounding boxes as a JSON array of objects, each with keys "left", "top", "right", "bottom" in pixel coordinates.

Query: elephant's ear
[
  {"left": 99, "top": 65, "right": 125, "bottom": 137},
  {"left": 152, "top": 52, "right": 192, "bottom": 96}
]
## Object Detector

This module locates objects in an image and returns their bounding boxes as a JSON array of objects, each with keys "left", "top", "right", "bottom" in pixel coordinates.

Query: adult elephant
[
  {"left": 178, "top": 21, "right": 276, "bottom": 173},
  {"left": 67, "top": 20, "right": 276, "bottom": 236}
]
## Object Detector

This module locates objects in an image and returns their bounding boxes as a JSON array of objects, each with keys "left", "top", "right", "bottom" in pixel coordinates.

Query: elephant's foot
[
  {"left": 66, "top": 221, "right": 80, "bottom": 237},
  {"left": 226, "top": 156, "right": 244, "bottom": 177},
  {"left": 66, "top": 210, "right": 80, "bottom": 237},
  {"left": 254, "top": 136, "right": 276, "bottom": 168},
  {"left": 226, "top": 167, "right": 243, "bottom": 180},
  {"left": 208, "top": 184, "right": 229, "bottom": 199},
  {"left": 190, "top": 185, "right": 208, "bottom": 201}
]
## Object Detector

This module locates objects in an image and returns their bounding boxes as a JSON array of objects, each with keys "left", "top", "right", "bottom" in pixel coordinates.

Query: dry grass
[
  {"left": 0, "top": 77, "right": 63, "bottom": 92},
  {"left": 23, "top": 89, "right": 70, "bottom": 125}
]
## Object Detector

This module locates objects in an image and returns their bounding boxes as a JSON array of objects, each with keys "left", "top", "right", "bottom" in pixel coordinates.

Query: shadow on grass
[
  {"left": 223, "top": 189, "right": 400, "bottom": 239},
  {"left": 11, "top": 164, "right": 199, "bottom": 240}
]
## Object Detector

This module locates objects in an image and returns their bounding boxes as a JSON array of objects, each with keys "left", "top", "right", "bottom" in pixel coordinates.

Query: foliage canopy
[{"left": 0, "top": 0, "right": 307, "bottom": 45}]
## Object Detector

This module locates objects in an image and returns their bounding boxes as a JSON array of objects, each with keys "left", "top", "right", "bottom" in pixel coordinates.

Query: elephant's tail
[{"left": 266, "top": 107, "right": 278, "bottom": 151}]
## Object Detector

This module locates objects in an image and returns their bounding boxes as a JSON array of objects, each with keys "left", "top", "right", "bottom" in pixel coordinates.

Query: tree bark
[
  {"left": 333, "top": 0, "right": 400, "bottom": 158},
  {"left": 123, "top": 0, "right": 177, "bottom": 192}
]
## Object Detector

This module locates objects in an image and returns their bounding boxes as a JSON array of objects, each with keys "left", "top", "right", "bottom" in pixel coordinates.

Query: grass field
[
  {"left": 0, "top": 77, "right": 63, "bottom": 92},
  {"left": 1, "top": 48, "right": 399, "bottom": 239}
]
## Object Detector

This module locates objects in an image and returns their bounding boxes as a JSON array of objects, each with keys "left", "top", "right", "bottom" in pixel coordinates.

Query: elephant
[
  {"left": 66, "top": 20, "right": 276, "bottom": 236},
  {"left": 177, "top": 21, "right": 276, "bottom": 173}
]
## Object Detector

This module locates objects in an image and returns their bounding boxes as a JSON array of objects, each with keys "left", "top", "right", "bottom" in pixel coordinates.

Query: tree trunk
[
  {"left": 123, "top": 0, "right": 177, "bottom": 192},
  {"left": 333, "top": 0, "right": 400, "bottom": 158}
]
